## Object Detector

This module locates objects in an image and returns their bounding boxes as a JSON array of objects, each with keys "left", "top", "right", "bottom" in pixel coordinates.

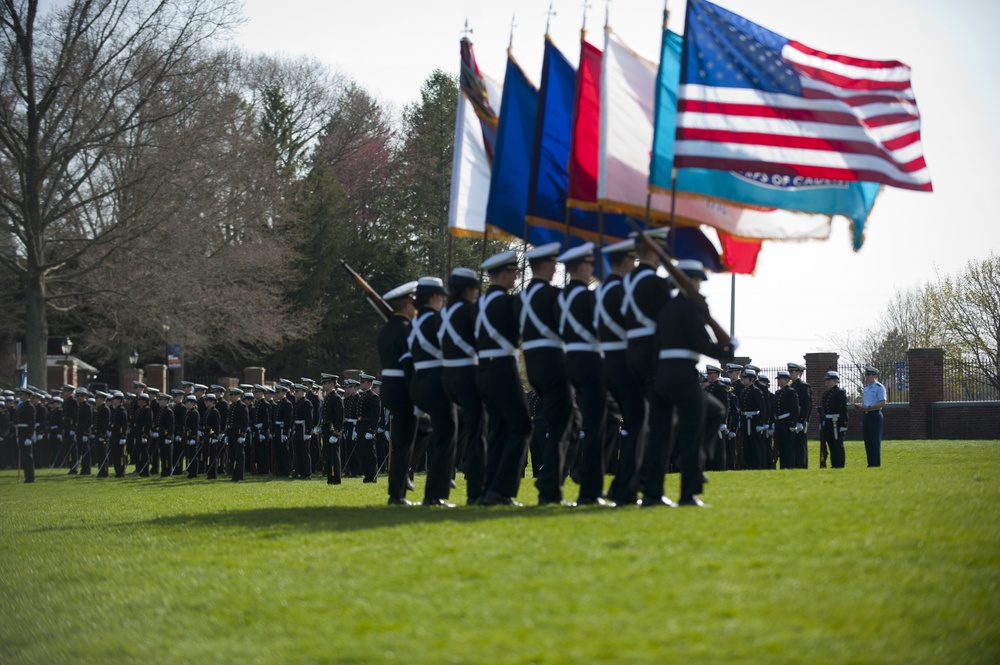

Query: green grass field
[{"left": 2, "top": 440, "right": 998, "bottom": 664}]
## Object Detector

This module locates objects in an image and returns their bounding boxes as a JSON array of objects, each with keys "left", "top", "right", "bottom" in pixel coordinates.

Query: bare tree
[{"left": 0, "top": 0, "right": 242, "bottom": 386}]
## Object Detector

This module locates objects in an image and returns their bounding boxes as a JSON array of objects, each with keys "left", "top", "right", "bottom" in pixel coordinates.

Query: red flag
[
  {"left": 718, "top": 232, "right": 762, "bottom": 275},
  {"left": 567, "top": 38, "right": 602, "bottom": 208}
]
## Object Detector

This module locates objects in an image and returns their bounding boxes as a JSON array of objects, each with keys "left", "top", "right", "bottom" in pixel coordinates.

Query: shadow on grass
[{"left": 139, "top": 502, "right": 580, "bottom": 534}]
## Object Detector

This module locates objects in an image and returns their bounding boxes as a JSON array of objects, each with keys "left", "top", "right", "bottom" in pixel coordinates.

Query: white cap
[
  {"left": 556, "top": 242, "right": 595, "bottom": 264},
  {"left": 524, "top": 242, "right": 561, "bottom": 261},
  {"left": 481, "top": 250, "right": 519, "bottom": 272},
  {"left": 415, "top": 276, "right": 446, "bottom": 296},
  {"left": 676, "top": 259, "right": 708, "bottom": 280},
  {"left": 382, "top": 280, "right": 418, "bottom": 300},
  {"left": 601, "top": 238, "right": 635, "bottom": 255}
]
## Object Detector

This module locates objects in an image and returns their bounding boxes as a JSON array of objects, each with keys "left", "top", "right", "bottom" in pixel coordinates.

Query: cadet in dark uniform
[
  {"left": 773, "top": 371, "right": 801, "bottom": 470},
  {"left": 704, "top": 365, "right": 730, "bottom": 471},
  {"left": 556, "top": 242, "right": 610, "bottom": 506},
  {"left": 595, "top": 239, "right": 642, "bottom": 504},
  {"left": 301, "top": 378, "right": 322, "bottom": 470},
  {"left": 722, "top": 378, "right": 740, "bottom": 469},
  {"left": 132, "top": 394, "right": 153, "bottom": 476},
  {"left": 93, "top": 391, "right": 111, "bottom": 477},
  {"left": 819, "top": 371, "right": 849, "bottom": 468},
  {"left": 407, "top": 277, "right": 458, "bottom": 506},
  {"left": 227, "top": 391, "right": 252, "bottom": 482},
  {"left": 647, "top": 260, "right": 735, "bottom": 506},
  {"left": 251, "top": 385, "right": 270, "bottom": 475},
  {"left": 788, "top": 362, "right": 813, "bottom": 468},
  {"left": 475, "top": 251, "right": 531, "bottom": 507},
  {"left": 108, "top": 392, "right": 129, "bottom": 477},
  {"left": 181, "top": 395, "right": 201, "bottom": 476},
  {"left": 71, "top": 388, "right": 94, "bottom": 474},
  {"left": 341, "top": 380, "right": 362, "bottom": 477},
  {"left": 376, "top": 280, "right": 420, "bottom": 505},
  {"left": 152, "top": 393, "right": 174, "bottom": 476},
  {"left": 15, "top": 388, "right": 36, "bottom": 482},
  {"left": 319, "top": 374, "right": 344, "bottom": 484},
  {"left": 291, "top": 384, "right": 314, "bottom": 480},
  {"left": 519, "top": 242, "right": 574, "bottom": 506},
  {"left": 61, "top": 384, "right": 78, "bottom": 472},
  {"left": 356, "top": 374, "right": 380, "bottom": 483},
  {"left": 439, "top": 267, "right": 486, "bottom": 505},
  {"left": 738, "top": 371, "right": 766, "bottom": 470},
  {"left": 623, "top": 229, "right": 673, "bottom": 495},
  {"left": 202, "top": 393, "right": 222, "bottom": 479},
  {"left": 31, "top": 391, "right": 49, "bottom": 467},
  {"left": 272, "top": 385, "right": 293, "bottom": 477}
]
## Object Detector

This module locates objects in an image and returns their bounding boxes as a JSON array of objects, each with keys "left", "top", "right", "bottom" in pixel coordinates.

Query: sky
[{"left": 235, "top": 0, "right": 1000, "bottom": 369}]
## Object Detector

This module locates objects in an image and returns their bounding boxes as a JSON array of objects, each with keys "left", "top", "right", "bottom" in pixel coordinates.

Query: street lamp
[
  {"left": 61, "top": 337, "right": 73, "bottom": 360},
  {"left": 129, "top": 349, "right": 139, "bottom": 368}
]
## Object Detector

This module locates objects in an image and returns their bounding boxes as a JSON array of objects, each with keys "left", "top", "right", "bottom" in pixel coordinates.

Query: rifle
[
  {"left": 621, "top": 216, "right": 732, "bottom": 347},
  {"left": 341, "top": 260, "right": 392, "bottom": 322}
]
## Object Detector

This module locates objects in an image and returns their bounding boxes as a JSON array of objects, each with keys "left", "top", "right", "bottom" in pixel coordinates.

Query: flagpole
[
  {"left": 668, "top": 168, "right": 677, "bottom": 259},
  {"left": 730, "top": 272, "right": 736, "bottom": 337}
]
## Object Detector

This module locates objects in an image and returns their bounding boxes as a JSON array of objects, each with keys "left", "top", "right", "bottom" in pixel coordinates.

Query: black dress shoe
[
  {"left": 363, "top": 478, "right": 377, "bottom": 484},
  {"left": 538, "top": 496, "right": 576, "bottom": 507},
  {"left": 387, "top": 497, "right": 416, "bottom": 506},
  {"left": 641, "top": 496, "right": 678, "bottom": 508},
  {"left": 576, "top": 497, "right": 615, "bottom": 507},
  {"left": 421, "top": 498, "right": 456, "bottom": 507},
  {"left": 299, "top": 475, "right": 311, "bottom": 481},
  {"left": 678, "top": 496, "right": 709, "bottom": 507},
  {"left": 478, "top": 490, "right": 523, "bottom": 507}
]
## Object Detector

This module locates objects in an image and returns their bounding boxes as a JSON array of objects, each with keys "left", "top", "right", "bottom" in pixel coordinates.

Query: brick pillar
[
  {"left": 121, "top": 368, "right": 144, "bottom": 392},
  {"left": 144, "top": 364, "right": 167, "bottom": 393},
  {"left": 219, "top": 377, "right": 239, "bottom": 389},
  {"left": 244, "top": 367, "right": 266, "bottom": 386},
  {"left": 48, "top": 361, "right": 70, "bottom": 392},
  {"left": 804, "top": 352, "right": 839, "bottom": 435},
  {"left": 907, "top": 348, "right": 944, "bottom": 439}
]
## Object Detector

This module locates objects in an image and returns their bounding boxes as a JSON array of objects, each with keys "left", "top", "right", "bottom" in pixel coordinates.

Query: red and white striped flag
[{"left": 676, "top": 0, "right": 931, "bottom": 192}]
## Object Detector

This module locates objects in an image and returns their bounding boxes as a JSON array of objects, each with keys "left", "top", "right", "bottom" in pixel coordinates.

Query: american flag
[{"left": 675, "top": 0, "right": 932, "bottom": 192}]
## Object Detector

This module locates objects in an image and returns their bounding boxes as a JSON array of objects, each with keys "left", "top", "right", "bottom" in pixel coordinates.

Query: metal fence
[{"left": 942, "top": 358, "right": 1000, "bottom": 402}]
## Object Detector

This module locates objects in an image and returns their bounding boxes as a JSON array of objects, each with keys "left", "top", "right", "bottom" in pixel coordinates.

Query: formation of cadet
[{"left": 3, "top": 236, "right": 853, "bottom": 499}]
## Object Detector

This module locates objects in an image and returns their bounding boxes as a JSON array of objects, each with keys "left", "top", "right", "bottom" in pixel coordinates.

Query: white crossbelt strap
[
  {"left": 594, "top": 280, "right": 627, "bottom": 345},
  {"left": 437, "top": 301, "right": 478, "bottom": 364},
  {"left": 476, "top": 290, "right": 517, "bottom": 357},
  {"left": 657, "top": 349, "right": 700, "bottom": 361},
  {"left": 381, "top": 368, "right": 405, "bottom": 378},
  {"left": 621, "top": 270, "right": 657, "bottom": 338},
  {"left": 558, "top": 285, "right": 601, "bottom": 354},
  {"left": 776, "top": 412, "right": 791, "bottom": 420},
  {"left": 520, "top": 283, "right": 564, "bottom": 351},
  {"left": 408, "top": 311, "right": 443, "bottom": 361}
]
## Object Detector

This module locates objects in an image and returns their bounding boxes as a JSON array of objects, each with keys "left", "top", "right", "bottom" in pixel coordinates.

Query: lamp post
[
  {"left": 61, "top": 337, "right": 72, "bottom": 360},
  {"left": 129, "top": 349, "right": 139, "bottom": 368}
]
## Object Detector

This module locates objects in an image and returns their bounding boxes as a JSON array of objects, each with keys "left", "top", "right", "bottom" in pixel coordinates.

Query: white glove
[
  {"left": 838, "top": 427, "right": 848, "bottom": 433},
  {"left": 377, "top": 428, "right": 384, "bottom": 434},
  {"left": 69, "top": 430, "right": 76, "bottom": 437},
  {"left": 175, "top": 436, "right": 182, "bottom": 443},
  {"left": 755, "top": 425, "right": 767, "bottom": 433},
  {"left": 767, "top": 427, "right": 775, "bottom": 437},
  {"left": 82, "top": 435, "right": 89, "bottom": 442},
  {"left": 304, "top": 434, "right": 311, "bottom": 441},
  {"left": 57, "top": 434, "right": 62, "bottom": 441},
  {"left": 24, "top": 437, "right": 32, "bottom": 445},
  {"left": 793, "top": 424, "right": 804, "bottom": 434},
  {"left": 141, "top": 437, "right": 148, "bottom": 445},
  {"left": 728, "top": 431, "right": 737, "bottom": 440},
  {"left": 151, "top": 432, "right": 159, "bottom": 439},
  {"left": 728, "top": 336, "right": 740, "bottom": 352},
  {"left": 118, "top": 439, "right": 126, "bottom": 446},
  {"left": 365, "top": 432, "right": 374, "bottom": 441},
  {"left": 222, "top": 436, "right": 228, "bottom": 444},
  {"left": 237, "top": 437, "right": 245, "bottom": 444},
  {"left": 329, "top": 435, "right": 339, "bottom": 444},
  {"left": 281, "top": 434, "right": 287, "bottom": 443},
  {"left": 189, "top": 440, "right": 197, "bottom": 446},
  {"left": 312, "top": 426, "right": 321, "bottom": 436}
]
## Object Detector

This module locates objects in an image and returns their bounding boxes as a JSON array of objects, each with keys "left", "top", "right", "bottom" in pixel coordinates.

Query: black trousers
[
  {"left": 411, "top": 367, "right": 457, "bottom": 502},
  {"left": 113, "top": 440, "right": 127, "bottom": 478},
  {"left": 186, "top": 442, "right": 201, "bottom": 477},
  {"left": 567, "top": 352, "right": 608, "bottom": 501},
  {"left": 206, "top": 440, "right": 219, "bottom": 479},
  {"left": 794, "top": 428, "right": 809, "bottom": 468},
  {"left": 293, "top": 429, "right": 311, "bottom": 478},
  {"left": 443, "top": 365, "right": 486, "bottom": 503},
  {"left": 824, "top": 421, "right": 846, "bottom": 468},
  {"left": 159, "top": 441, "right": 174, "bottom": 476},
  {"left": 382, "top": 377, "right": 416, "bottom": 500},
  {"left": 356, "top": 424, "right": 378, "bottom": 482},
  {"left": 776, "top": 424, "right": 796, "bottom": 469},
  {"left": 254, "top": 433, "right": 270, "bottom": 475},
  {"left": 232, "top": 438, "right": 246, "bottom": 481},
  {"left": 274, "top": 431, "right": 291, "bottom": 477},
  {"left": 477, "top": 356, "right": 531, "bottom": 499},
  {"left": 625, "top": 339, "right": 656, "bottom": 492},
  {"left": 95, "top": 438, "right": 109, "bottom": 477},
  {"left": 324, "top": 431, "right": 342, "bottom": 483},
  {"left": 20, "top": 441, "right": 35, "bottom": 482},
  {"left": 604, "top": 350, "right": 644, "bottom": 503},
  {"left": 650, "top": 362, "right": 723, "bottom": 500},
  {"left": 524, "top": 347, "right": 572, "bottom": 502}
]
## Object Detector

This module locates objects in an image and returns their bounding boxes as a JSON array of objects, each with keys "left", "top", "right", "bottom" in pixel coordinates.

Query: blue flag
[
  {"left": 650, "top": 26, "right": 881, "bottom": 250},
  {"left": 486, "top": 53, "right": 559, "bottom": 247}
]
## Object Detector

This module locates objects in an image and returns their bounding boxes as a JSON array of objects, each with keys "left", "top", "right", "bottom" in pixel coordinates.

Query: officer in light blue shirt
[{"left": 858, "top": 366, "right": 887, "bottom": 466}]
